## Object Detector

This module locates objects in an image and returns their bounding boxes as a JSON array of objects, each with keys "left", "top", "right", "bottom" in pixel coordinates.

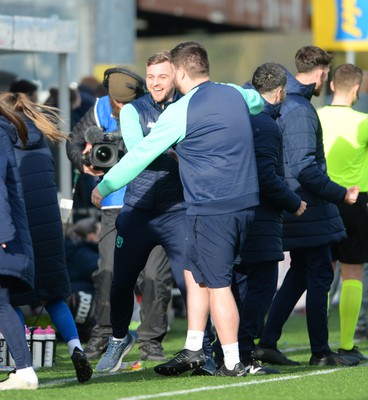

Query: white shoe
[{"left": 0, "top": 373, "right": 38, "bottom": 390}]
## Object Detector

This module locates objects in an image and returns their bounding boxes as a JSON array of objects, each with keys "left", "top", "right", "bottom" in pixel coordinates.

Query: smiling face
[{"left": 146, "top": 61, "right": 175, "bottom": 106}]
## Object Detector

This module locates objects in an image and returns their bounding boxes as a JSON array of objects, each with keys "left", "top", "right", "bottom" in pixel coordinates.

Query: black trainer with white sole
[
  {"left": 154, "top": 349, "right": 206, "bottom": 376},
  {"left": 214, "top": 362, "right": 247, "bottom": 377}
]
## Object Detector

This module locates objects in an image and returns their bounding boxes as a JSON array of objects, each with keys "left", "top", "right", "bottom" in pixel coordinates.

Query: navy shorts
[
  {"left": 332, "top": 192, "right": 368, "bottom": 264},
  {"left": 185, "top": 209, "right": 255, "bottom": 288}
]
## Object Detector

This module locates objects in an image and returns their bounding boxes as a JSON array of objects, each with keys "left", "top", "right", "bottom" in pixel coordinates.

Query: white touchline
[{"left": 116, "top": 368, "right": 341, "bottom": 400}]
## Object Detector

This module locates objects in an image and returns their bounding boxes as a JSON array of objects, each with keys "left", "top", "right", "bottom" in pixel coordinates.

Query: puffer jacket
[
  {"left": 11, "top": 115, "right": 71, "bottom": 306},
  {"left": 0, "top": 116, "right": 34, "bottom": 294},
  {"left": 240, "top": 89, "right": 301, "bottom": 264},
  {"left": 123, "top": 92, "right": 185, "bottom": 213},
  {"left": 279, "top": 73, "right": 346, "bottom": 250}
]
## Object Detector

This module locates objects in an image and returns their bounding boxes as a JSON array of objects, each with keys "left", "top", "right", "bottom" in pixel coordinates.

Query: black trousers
[
  {"left": 234, "top": 261, "right": 279, "bottom": 360},
  {"left": 259, "top": 244, "right": 334, "bottom": 354}
]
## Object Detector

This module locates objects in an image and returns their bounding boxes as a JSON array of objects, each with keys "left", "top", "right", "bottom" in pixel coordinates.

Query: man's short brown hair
[
  {"left": 170, "top": 41, "right": 209, "bottom": 79},
  {"left": 295, "top": 46, "right": 333, "bottom": 73},
  {"left": 332, "top": 63, "right": 363, "bottom": 92}
]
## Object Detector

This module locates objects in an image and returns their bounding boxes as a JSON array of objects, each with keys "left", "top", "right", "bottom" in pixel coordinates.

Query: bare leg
[
  {"left": 185, "top": 270, "right": 209, "bottom": 332},
  {"left": 341, "top": 263, "right": 363, "bottom": 281},
  {"left": 209, "top": 286, "right": 239, "bottom": 345}
]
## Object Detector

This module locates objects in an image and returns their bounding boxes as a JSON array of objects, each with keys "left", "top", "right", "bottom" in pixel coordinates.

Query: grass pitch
[{"left": 1, "top": 306, "right": 368, "bottom": 400}]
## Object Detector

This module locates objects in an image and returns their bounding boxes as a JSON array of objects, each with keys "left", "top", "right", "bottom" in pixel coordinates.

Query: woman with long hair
[
  {"left": 0, "top": 102, "right": 38, "bottom": 390},
  {"left": 0, "top": 92, "right": 92, "bottom": 384}
]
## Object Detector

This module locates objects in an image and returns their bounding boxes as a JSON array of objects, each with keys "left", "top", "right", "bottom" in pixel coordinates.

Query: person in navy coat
[
  {"left": 0, "top": 92, "right": 92, "bottom": 383},
  {"left": 0, "top": 105, "right": 38, "bottom": 390},
  {"left": 234, "top": 63, "right": 306, "bottom": 373},
  {"left": 253, "top": 46, "right": 360, "bottom": 367}
]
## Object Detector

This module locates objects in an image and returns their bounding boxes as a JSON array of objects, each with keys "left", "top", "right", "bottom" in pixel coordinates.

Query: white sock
[
  {"left": 68, "top": 339, "right": 83, "bottom": 356},
  {"left": 15, "top": 367, "right": 38, "bottom": 384},
  {"left": 222, "top": 342, "right": 240, "bottom": 370},
  {"left": 184, "top": 330, "right": 204, "bottom": 351}
]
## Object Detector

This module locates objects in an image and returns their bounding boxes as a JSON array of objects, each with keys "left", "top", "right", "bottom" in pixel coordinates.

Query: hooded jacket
[
  {"left": 279, "top": 74, "right": 346, "bottom": 250},
  {"left": 239, "top": 87, "right": 302, "bottom": 264},
  {"left": 11, "top": 115, "right": 71, "bottom": 306}
]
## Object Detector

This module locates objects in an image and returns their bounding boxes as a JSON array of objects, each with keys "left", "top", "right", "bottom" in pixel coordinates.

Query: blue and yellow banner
[{"left": 312, "top": 0, "right": 368, "bottom": 51}]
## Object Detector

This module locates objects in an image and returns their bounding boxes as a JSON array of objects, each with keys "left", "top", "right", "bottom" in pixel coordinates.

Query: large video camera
[{"left": 83, "top": 126, "right": 124, "bottom": 171}]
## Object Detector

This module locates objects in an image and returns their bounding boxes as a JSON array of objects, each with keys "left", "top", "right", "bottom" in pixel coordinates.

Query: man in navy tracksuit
[{"left": 92, "top": 41, "right": 264, "bottom": 377}]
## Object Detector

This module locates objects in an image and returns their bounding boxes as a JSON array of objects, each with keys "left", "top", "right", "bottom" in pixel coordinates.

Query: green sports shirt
[{"left": 318, "top": 105, "right": 368, "bottom": 191}]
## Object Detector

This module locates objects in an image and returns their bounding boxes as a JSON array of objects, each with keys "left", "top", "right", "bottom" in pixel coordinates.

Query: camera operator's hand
[
  {"left": 110, "top": 97, "right": 124, "bottom": 119},
  {"left": 83, "top": 164, "right": 105, "bottom": 176},
  {"left": 91, "top": 185, "right": 103, "bottom": 209},
  {"left": 82, "top": 143, "right": 105, "bottom": 176}
]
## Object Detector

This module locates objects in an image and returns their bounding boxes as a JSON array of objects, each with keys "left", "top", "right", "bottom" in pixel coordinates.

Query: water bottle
[
  {"left": 32, "top": 326, "right": 45, "bottom": 369},
  {"left": 44, "top": 325, "right": 56, "bottom": 367},
  {"left": 0, "top": 332, "right": 7, "bottom": 366}
]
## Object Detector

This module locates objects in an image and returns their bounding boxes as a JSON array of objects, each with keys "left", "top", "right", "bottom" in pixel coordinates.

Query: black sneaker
[
  {"left": 252, "top": 347, "right": 300, "bottom": 366},
  {"left": 214, "top": 362, "right": 247, "bottom": 377},
  {"left": 338, "top": 346, "right": 368, "bottom": 361},
  {"left": 244, "top": 359, "right": 281, "bottom": 375},
  {"left": 309, "top": 351, "right": 360, "bottom": 366},
  {"left": 139, "top": 341, "right": 167, "bottom": 361},
  {"left": 71, "top": 347, "right": 93, "bottom": 383},
  {"left": 154, "top": 349, "right": 206, "bottom": 376},
  {"left": 84, "top": 335, "right": 109, "bottom": 360}
]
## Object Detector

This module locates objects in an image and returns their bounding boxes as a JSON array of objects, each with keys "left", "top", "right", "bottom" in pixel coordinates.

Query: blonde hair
[{"left": 0, "top": 92, "right": 67, "bottom": 143}]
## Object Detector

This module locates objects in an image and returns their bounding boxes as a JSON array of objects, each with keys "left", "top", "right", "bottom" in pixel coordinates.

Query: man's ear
[
  {"left": 330, "top": 80, "right": 335, "bottom": 92},
  {"left": 276, "top": 87, "right": 285, "bottom": 103},
  {"left": 353, "top": 83, "right": 360, "bottom": 96},
  {"left": 177, "top": 66, "right": 185, "bottom": 80}
]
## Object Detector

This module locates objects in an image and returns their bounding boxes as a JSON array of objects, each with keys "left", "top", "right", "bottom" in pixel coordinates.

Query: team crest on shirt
[{"left": 116, "top": 235, "right": 123, "bottom": 248}]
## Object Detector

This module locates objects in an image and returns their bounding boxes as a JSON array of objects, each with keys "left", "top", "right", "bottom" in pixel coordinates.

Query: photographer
[{"left": 67, "top": 67, "right": 170, "bottom": 359}]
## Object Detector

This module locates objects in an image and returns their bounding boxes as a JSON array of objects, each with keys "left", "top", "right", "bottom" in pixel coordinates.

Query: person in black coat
[
  {"left": 0, "top": 104, "right": 38, "bottom": 390},
  {"left": 0, "top": 92, "right": 92, "bottom": 383},
  {"left": 252, "top": 46, "right": 360, "bottom": 367}
]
